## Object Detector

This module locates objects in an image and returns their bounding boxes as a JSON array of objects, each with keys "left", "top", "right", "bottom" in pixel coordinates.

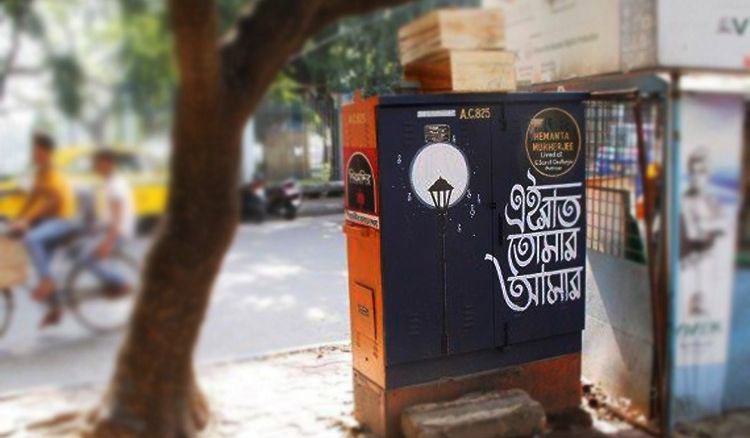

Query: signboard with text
[{"left": 343, "top": 93, "right": 380, "bottom": 229}]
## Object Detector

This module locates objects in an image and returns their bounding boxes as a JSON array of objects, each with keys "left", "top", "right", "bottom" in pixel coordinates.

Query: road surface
[{"left": 0, "top": 213, "right": 349, "bottom": 394}]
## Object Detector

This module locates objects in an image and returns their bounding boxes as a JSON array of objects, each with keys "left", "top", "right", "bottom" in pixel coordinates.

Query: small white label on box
[{"left": 417, "top": 109, "right": 456, "bottom": 118}]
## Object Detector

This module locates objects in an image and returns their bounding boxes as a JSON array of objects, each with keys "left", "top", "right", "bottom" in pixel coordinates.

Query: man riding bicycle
[
  {"left": 8, "top": 137, "right": 137, "bottom": 328},
  {"left": 84, "top": 148, "right": 136, "bottom": 298},
  {"left": 9, "top": 133, "right": 79, "bottom": 326}
]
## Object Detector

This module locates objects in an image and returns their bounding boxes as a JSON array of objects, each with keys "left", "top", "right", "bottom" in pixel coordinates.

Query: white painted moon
[{"left": 409, "top": 142, "right": 470, "bottom": 209}]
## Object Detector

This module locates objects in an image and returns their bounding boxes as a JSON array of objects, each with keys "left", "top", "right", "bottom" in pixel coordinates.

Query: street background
[
  {"left": 0, "top": 204, "right": 345, "bottom": 394},
  {"left": 1, "top": 0, "right": 748, "bottom": 436}
]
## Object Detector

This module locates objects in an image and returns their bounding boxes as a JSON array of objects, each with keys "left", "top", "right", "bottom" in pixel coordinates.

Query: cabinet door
[
  {"left": 490, "top": 102, "right": 586, "bottom": 347},
  {"left": 378, "top": 105, "right": 495, "bottom": 365},
  {"left": 443, "top": 114, "right": 495, "bottom": 356}
]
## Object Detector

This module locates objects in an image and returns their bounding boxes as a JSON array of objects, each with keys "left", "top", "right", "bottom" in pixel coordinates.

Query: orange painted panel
[
  {"left": 345, "top": 223, "right": 385, "bottom": 387},
  {"left": 342, "top": 90, "right": 378, "bottom": 150}
]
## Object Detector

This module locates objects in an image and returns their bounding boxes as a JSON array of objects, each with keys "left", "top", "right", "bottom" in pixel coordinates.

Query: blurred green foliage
[
  {"left": 50, "top": 54, "right": 84, "bottom": 118},
  {"left": 0, "top": 0, "right": 44, "bottom": 36},
  {"left": 0, "top": 0, "right": 43, "bottom": 94},
  {"left": 279, "top": 0, "right": 478, "bottom": 101},
  {"left": 1, "top": 0, "right": 478, "bottom": 137},
  {"left": 116, "top": 2, "right": 175, "bottom": 134}
]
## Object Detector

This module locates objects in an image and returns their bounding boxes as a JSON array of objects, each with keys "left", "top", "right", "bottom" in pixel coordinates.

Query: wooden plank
[
  {"left": 449, "top": 50, "right": 516, "bottom": 92},
  {"left": 403, "top": 51, "right": 453, "bottom": 91},
  {"left": 399, "top": 8, "right": 505, "bottom": 65},
  {"left": 403, "top": 50, "right": 516, "bottom": 92}
]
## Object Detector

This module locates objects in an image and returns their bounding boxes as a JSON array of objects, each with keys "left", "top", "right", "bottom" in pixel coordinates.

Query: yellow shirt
[{"left": 21, "top": 167, "right": 77, "bottom": 220}]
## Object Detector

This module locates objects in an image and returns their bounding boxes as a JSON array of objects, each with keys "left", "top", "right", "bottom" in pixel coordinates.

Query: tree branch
[
  {"left": 220, "top": 0, "right": 412, "bottom": 122},
  {"left": 6, "top": 64, "right": 44, "bottom": 75},
  {"left": 314, "top": 0, "right": 413, "bottom": 24},
  {"left": 0, "top": 0, "right": 29, "bottom": 100}
]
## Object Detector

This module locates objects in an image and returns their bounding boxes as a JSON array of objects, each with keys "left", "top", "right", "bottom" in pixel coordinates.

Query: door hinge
[
  {"left": 498, "top": 213, "right": 504, "bottom": 246},
  {"left": 497, "top": 104, "right": 508, "bottom": 131},
  {"left": 497, "top": 321, "right": 509, "bottom": 350}
]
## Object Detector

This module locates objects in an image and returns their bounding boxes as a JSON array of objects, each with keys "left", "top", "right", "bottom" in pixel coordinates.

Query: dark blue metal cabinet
[
  {"left": 377, "top": 105, "right": 495, "bottom": 365},
  {"left": 490, "top": 101, "right": 586, "bottom": 347},
  {"left": 376, "top": 93, "right": 586, "bottom": 368}
]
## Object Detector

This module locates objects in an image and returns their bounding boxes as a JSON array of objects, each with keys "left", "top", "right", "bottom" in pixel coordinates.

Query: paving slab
[{"left": 0, "top": 344, "right": 682, "bottom": 437}]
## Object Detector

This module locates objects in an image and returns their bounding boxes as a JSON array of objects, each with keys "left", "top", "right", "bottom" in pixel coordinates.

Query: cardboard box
[
  {"left": 484, "top": 0, "right": 750, "bottom": 84},
  {"left": 0, "top": 237, "right": 26, "bottom": 289},
  {"left": 404, "top": 49, "right": 516, "bottom": 92},
  {"left": 399, "top": 8, "right": 506, "bottom": 65}
]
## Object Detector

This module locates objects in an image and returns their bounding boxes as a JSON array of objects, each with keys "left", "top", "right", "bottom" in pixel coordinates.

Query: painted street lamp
[
  {"left": 428, "top": 176, "right": 454, "bottom": 214},
  {"left": 428, "top": 176, "right": 453, "bottom": 355},
  {"left": 410, "top": 141, "right": 469, "bottom": 357}
]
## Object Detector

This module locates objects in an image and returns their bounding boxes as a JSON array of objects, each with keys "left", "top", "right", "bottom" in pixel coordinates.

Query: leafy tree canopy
[
  {"left": 1, "top": 0, "right": 478, "bottom": 138},
  {"left": 282, "top": 0, "right": 477, "bottom": 100}
]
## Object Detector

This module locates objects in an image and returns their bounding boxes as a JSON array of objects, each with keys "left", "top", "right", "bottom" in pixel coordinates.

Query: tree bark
[{"left": 86, "top": 1, "right": 410, "bottom": 436}]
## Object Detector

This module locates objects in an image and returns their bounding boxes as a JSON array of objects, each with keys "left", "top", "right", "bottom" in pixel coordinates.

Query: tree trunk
[
  {"left": 85, "top": 1, "right": 411, "bottom": 436},
  {"left": 86, "top": 87, "right": 244, "bottom": 437}
]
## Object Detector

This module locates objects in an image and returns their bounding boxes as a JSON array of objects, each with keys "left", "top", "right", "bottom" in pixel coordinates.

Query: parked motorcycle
[
  {"left": 240, "top": 178, "right": 302, "bottom": 222},
  {"left": 240, "top": 179, "right": 268, "bottom": 223},
  {"left": 267, "top": 179, "right": 302, "bottom": 220}
]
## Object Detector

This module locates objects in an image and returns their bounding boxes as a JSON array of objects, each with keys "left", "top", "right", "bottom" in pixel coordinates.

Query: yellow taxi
[{"left": 0, "top": 146, "right": 168, "bottom": 229}]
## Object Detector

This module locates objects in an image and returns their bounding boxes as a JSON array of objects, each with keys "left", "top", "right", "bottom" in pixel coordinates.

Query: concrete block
[{"left": 401, "top": 389, "right": 546, "bottom": 438}]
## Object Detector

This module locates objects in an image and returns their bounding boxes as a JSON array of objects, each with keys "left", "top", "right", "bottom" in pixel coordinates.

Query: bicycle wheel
[
  {"left": 0, "top": 289, "right": 12, "bottom": 337},
  {"left": 66, "top": 251, "right": 140, "bottom": 333}
]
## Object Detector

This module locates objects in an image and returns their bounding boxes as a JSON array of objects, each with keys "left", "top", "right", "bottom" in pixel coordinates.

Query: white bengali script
[
  {"left": 348, "top": 169, "right": 372, "bottom": 186},
  {"left": 485, "top": 169, "right": 583, "bottom": 312}
]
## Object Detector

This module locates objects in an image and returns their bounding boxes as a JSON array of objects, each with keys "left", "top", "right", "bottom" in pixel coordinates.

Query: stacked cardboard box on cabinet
[
  {"left": 399, "top": 8, "right": 516, "bottom": 92},
  {"left": 483, "top": 0, "right": 750, "bottom": 85}
]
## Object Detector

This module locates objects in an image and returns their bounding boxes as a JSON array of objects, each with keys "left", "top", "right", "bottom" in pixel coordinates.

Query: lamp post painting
[
  {"left": 428, "top": 176, "right": 454, "bottom": 214},
  {"left": 428, "top": 176, "right": 454, "bottom": 354},
  {"left": 409, "top": 141, "right": 469, "bottom": 356},
  {"left": 409, "top": 142, "right": 469, "bottom": 210}
]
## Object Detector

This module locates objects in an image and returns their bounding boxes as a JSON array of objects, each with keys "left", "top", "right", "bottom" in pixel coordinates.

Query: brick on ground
[{"left": 401, "top": 389, "right": 545, "bottom": 438}]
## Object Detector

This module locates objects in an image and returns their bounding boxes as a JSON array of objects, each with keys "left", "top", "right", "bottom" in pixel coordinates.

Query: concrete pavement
[{"left": 0, "top": 344, "right": 653, "bottom": 438}]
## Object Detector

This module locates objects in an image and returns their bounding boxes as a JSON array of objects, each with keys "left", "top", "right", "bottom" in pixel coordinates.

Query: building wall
[
  {"left": 723, "top": 269, "right": 750, "bottom": 410},
  {"left": 263, "top": 128, "right": 310, "bottom": 181},
  {"left": 723, "top": 105, "right": 750, "bottom": 411}
]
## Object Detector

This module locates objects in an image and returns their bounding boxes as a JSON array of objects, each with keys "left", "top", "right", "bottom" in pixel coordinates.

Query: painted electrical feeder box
[{"left": 343, "top": 92, "right": 587, "bottom": 438}]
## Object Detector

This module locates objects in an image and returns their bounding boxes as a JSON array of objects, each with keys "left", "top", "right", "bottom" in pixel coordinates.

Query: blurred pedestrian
[
  {"left": 81, "top": 148, "right": 136, "bottom": 297},
  {"left": 9, "top": 133, "right": 78, "bottom": 325}
]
